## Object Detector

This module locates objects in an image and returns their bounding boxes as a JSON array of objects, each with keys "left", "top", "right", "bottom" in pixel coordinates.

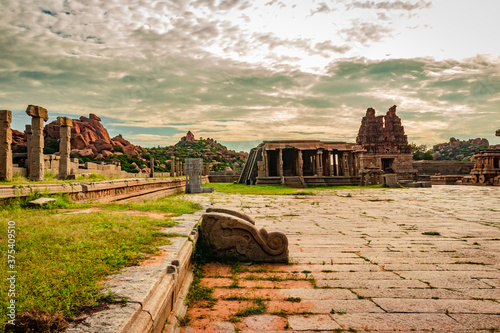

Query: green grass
[
  {"left": 203, "top": 183, "right": 386, "bottom": 196},
  {"left": 422, "top": 231, "right": 441, "bottom": 236},
  {"left": 0, "top": 194, "right": 201, "bottom": 331}
]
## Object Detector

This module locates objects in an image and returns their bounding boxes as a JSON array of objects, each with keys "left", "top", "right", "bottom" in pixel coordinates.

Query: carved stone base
[{"left": 200, "top": 209, "right": 288, "bottom": 263}]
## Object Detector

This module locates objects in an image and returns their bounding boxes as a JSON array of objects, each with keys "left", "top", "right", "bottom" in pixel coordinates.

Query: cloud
[
  {"left": 340, "top": 21, "right": 393, "bottom": 45},
  {"left": 345, "top": 0, "right": 432, "bottom": 11}
]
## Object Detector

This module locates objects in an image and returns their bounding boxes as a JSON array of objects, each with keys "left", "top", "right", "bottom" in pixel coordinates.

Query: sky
[{"left": 1, "top": 0, "right": 500, "bottom": 152}]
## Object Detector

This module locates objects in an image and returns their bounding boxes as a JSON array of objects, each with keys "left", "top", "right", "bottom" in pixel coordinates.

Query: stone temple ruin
[
  {"left": 239, "top": 105, "right": 417, "bottom": 187},
  {"left": 356, "top": 105, "right": 416, "bottom": 179},
  {"left": 461, "top": 129, "right": 500, "bottom": 185},
  {"left": 239, "top": 140, "right": 364, "bottom": 187}
]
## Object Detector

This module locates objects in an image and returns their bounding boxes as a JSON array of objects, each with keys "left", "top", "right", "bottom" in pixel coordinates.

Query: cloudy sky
[{"left": 1, "top": 0, "right": 500, "bottom": 151}]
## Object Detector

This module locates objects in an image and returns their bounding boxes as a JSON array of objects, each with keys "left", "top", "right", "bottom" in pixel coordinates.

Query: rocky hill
[
  {"left": 431, "top": 137, "right": 490, "bottom": 161},
  {"left": 146, "top": 131, "right": 248, "bottom": 172},
  {"left": 12, "top": 118, "right": 247, "bottom": 173}
]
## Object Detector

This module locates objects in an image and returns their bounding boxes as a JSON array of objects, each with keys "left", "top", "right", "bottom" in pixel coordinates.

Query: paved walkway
[{"left": 179, "top": 186, "right": 500, "bottom": 332}]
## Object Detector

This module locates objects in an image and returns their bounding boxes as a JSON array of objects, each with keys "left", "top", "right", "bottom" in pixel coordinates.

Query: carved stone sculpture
[{"left": 200, "top": 209, "right": 288, "bottom": 263}]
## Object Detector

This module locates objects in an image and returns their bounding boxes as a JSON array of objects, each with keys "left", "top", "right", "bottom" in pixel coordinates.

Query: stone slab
[
  {"left": 373, "top": 298, "right": 500, "bottom": 314},
  {"left": 287, "top": 314, "right": 341, "bottom": 331}
]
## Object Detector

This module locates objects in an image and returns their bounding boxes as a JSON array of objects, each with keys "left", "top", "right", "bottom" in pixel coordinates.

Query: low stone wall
[
  {"left": 413, "top": 160, "right": 474, "bottom": 176},
  {"left": 208, "top": 174, "right": 240, "bottom": 183},
  {"left": 0, "top": 176, "right": 209, "bottom": 202}
]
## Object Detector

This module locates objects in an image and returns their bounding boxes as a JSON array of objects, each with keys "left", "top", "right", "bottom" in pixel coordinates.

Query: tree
[{"left": 409, "top": 143, "right": 433, "bottom": 160}]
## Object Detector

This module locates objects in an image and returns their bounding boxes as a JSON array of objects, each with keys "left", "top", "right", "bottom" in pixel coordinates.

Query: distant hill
[
  {"left": 12, "top": 116, "right": 247, "bottom": 174},
  {"left": 146, "top": 131, "right": 248, "bottom": 172},
  {"left": 431, "top": 137, "right": 490, "bottom": 162}
]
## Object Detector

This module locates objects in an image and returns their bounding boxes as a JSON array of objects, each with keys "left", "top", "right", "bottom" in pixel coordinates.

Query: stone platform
[{"left": 180, "top": 185, "right": 500, "bottom": 332}]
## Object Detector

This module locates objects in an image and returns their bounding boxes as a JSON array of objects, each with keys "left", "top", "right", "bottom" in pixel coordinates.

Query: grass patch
[
  {"left": 233, "top": 298, "right": 267, "bottom": 317},
  {"left": 284, "top": 297, "right": 301, "bottom": 303},
  {"left": 0, "top": 194, "right": 201, "bottom": 331},
  {"left": 422, "top": 231, "right": 441, "bottom": 236},
  {"left": 452, "top": 261, "right": 488, "bottom": 265},
  {"left": 204, "top": 183, "right": 386, "bottom": 196}
]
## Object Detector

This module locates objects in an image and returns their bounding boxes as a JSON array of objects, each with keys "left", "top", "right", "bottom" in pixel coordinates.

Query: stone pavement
[{"left": 178, "top": 185, "right": 500, "bottom": 333}]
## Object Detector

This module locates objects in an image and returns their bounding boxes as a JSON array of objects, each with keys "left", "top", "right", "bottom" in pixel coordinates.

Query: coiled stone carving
[{"left": 200, "top": 209, "right": 288, "bottom": 263}]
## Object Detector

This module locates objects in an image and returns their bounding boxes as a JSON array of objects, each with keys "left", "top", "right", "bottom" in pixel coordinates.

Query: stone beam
[
  {"left": 57, "top": 117, "right": 72, "bottom": 179},
  {"left": 0, "top": 110, "right": 13, "bottom": 180},
  {"left": 26, "top": 105, "right": 48, "bottom": 181}
]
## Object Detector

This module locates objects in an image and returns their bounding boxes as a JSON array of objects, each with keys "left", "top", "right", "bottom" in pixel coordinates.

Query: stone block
[
  {"left": 200, "top": 209, "right": 288, "bottom": 262},
  {"left": 26, "top": 105, "right": 49, "bottom": 121},
  {"left": 57, "top": 116, "right": 73, "bottom": 127},
  {"left": 384, "top": 174, "right": 401, "bottom": 188}
]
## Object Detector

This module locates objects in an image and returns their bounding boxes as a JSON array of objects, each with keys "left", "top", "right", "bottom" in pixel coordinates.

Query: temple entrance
[
  {"left": 381, "top": 158, "right": 394, "bottom": 173},
  {"left": 302, "top": 151, "right": 315, "bottom": 176},
  {"left": 282, "top": 149, "right": 297, "bottom": 176},
  {"left": 268, "top": 150, "right": 278, "bottom": 176}
]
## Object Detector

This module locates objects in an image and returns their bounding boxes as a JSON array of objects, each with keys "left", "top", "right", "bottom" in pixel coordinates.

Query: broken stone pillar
[
  {"left": 0, "top": 110, "right": 13, "bottom": 180},
  {"left": 26, "top": 105, "right": 48, "bottom": 181},
  {"left": 150, "top": 157, "right": 154, "bottom": 178},
  {"left": 170, "top": 156, "right": 176, "bottom": 177},
  {"left": 25, "top": 125, "right": 32, "bottom": 173},
  {"left": 57, "top": 117, "right": 72, "bottom": 179},
  {"left": 185, "top": 158, "right": 214, "bottom": 193}
]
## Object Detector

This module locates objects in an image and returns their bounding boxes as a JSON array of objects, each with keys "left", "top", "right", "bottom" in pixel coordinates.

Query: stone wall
[
  {"left": 209, "top": 170, "right": 242, "bottom": 183},
  {"left": 413, "top": 160, "right": 474, "bottom": 175},
  {"left": 0, "top": 176, "right": 208, "bottom": 201}
]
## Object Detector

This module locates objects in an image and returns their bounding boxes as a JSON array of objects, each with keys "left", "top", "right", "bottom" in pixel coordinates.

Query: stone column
[
  {"left": 170, "top": 156, "right": 176, "bottom": 177},
  {"left": 25, "top": 125, "right": 32, "bottom": 173},
  {"left": 57, "top": 117, "right": 72, "bottom": 179},
  {"left": 26, "top": 105, "right": 48, "bottom": 181},
  {"left": 343, "top": 152, "right": 350, "bottom": 177},
  {"left": 180, "top": 162, "right": 183, "bottom": 176},
  {"left": 150, "top": 157, "right": 154, "bottom": 178},
  {"left": 278, "top": 148, "right": 283, "bottom": 177},
  {"left": 327, "top": 151, "right": 333, "bottom": 177},
  {"left": 263, "top": 150, "right": 269, "bottom": 177},
  {"left": 297, "top": 150, "right": 303, "bottom": 177},
  {"left": 316, "top": 150, "right": 323, "bottom": 176},
  {"left": 338, "top": 153, "right": 344, "bottom": 176},
  {"left": 0, "top": 110, "right": 13, "bottom": 180}
]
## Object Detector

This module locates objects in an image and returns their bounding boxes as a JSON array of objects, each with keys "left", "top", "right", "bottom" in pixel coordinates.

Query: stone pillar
[
  {"left": 0, "top": 110, "right": 13, "bottom": 180},
  {"left": 316, "top": 150, "right": 323, "bottom": 176},
  {"left": 26, "top": 105, "right": 48, "bottom": 181},
  {"left": 25, "top": 125, "right": 32, "bottom": 173},
  {"left": 150, "top": 157, "right": 154, "bottom": 178},
  {"left": 338, "top": 153, "right": 344, "bottom": 176},
  {"left": 278, "top": 148, "right": 283, "bottom": 177},
  {"left": 180, "top": 162, "right": 183, "bottom": 176},
  {"left": 328, "top": 151, "right": 334, "bottom": 177},
  {"left": 343, "top": 152, "right": 350, "bottom": 177},
  {"left": 170, "top": 156, "right": 176, "bottom": 177},
  {"left": 297, "top": 150, "right": 303, "bottom": 177},
  {"left": 263, "top": 150, "right": 269, "bottom": 177},
  {"left": 57, "top": 117, "right": 72, "bottom": 179}
]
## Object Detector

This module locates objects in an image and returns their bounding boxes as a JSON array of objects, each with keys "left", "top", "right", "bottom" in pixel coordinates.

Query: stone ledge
[
  {"left": 0, "top": 177, "right": 208, "bottom": 201},
  {"left": 65, "top": 207, "right": 206, "bottom": 333}
]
